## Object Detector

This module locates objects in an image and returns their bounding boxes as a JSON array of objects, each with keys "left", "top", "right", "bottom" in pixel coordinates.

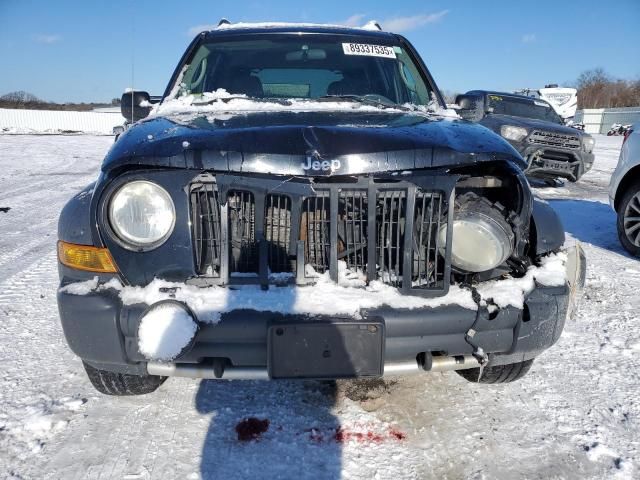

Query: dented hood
[{"left": 103, "top": 111, "right": 525, "bottom": 175}]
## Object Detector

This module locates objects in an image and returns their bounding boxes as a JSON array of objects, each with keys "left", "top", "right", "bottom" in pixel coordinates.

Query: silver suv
[{"left": 609, "top": 124, "right": 640, "bottom": 256}]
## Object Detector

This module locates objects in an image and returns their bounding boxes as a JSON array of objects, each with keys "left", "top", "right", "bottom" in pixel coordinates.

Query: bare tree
[
  {"left": 0, "top": 91, "right": 41, "bottom": 104},
  {"left": 575, "top": 68, "right": 640, "bottom": 108}
]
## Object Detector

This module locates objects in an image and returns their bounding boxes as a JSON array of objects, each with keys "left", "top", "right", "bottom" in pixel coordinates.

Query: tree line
[
  {"left": 0, "top": 91, "right": 120, "bottom": 111},
  {"left": 574, "top": 68, "right": 640, "bottom": 109}
]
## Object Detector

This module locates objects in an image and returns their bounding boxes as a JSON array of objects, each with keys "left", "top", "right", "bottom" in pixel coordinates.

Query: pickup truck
[{"left": 456, "top": 90, "right": 595, "bottom": 184}]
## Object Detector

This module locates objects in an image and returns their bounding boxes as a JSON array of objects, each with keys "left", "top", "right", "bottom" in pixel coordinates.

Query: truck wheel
[
  {"left": 83, "top": 361, "right": 167, "bottom": 396},
  {"left": 456, "top": 359, "right": 534, "bottom": 384},
  {"left": 616, "top": 180, "right": 640, "bottom": 257}
]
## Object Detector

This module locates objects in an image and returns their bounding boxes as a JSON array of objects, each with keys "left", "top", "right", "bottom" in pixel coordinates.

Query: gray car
[{"left": 609, "top": 124, "right": 640, "bottom": 256}]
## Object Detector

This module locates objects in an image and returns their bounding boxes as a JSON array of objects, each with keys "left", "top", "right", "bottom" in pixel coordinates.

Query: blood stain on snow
[
  {"left": 235, "top": 417, "right": 270, "bottom": 442},
  {"left": 389, "top": 428, "right": 407, "bottom": 440},
  {"left": 333, "top": 426, "right": 406, "bottom": 444}
]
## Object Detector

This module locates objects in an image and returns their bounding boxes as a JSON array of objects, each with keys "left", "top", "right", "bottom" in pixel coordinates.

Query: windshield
[
  {"left": 168, "top": 34, "right": 435, "bottom": 107},
  {"left": 487, "top": 94, "right": 563, "bottom": 124}
]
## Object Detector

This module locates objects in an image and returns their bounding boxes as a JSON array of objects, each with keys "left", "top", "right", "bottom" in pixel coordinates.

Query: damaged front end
[{"left": 57, "top": 134, "right": 585, "bottom": 380}]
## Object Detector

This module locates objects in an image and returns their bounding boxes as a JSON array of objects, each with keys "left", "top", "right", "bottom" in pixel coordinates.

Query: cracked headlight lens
[
  {"left": 439, "top": 213, "right": 513, "bottom": 273},
  {"left": 500, "top": 125, "right": 528, "bottom": 142},
  {"left": 108, "top": 180, "right": 175, "bottom": 249}
]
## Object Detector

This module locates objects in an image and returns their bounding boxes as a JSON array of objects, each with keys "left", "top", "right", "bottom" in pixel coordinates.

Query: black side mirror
[
  {"left": 455, "top": 94, "right": 485, "bottom": 122},
  {"left": 121, "top": 90, "right": 153, "bottom": 122}
]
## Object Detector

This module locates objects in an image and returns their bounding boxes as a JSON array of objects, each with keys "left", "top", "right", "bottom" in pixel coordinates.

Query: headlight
[
  {"left": 583, "top": 135, "right": 595, "bottom": 153},
  {"left": 108, "top": 180, "right": 175, "bottom": 248},
  {"left": 500, "top": 125, "right": 528, "bottom": 142},
  {"left": 439, "top": 212, "right": 513, "bottom": 273}
]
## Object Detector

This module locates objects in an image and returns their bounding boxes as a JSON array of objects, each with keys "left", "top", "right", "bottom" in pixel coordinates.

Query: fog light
[
  {"left": 137, "top": 301, "right": 198, "bottom": 361},
  {"left": 58, "top": 241, "right": 117, "bottom": 273}
]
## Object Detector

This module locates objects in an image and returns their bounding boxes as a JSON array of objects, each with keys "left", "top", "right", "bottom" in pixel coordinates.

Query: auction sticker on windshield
[{"left": 342, "top": 43, "right": 396, "bottom": 59}]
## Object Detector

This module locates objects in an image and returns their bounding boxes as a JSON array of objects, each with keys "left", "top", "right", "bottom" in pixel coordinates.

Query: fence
[
  {"left": 575, "top": 107, "right": 640, "bottom": 135},
  {"left": 0, "top": 108, "right": 124, "bottom": 135}
]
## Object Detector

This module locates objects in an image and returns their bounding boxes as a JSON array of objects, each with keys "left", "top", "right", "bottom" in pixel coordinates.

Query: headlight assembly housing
[
  {"left": 438, "top": 197, "right": 514, "bottom": 273},
  {"left": 500, "top": 125, "right": 528, "bottom": 142},
  {"left": 108, "top": 180, "right": 175, "bottom": 250}
]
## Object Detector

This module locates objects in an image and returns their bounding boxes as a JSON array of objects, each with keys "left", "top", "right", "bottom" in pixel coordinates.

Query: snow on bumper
[{"left": 57, "top": 248, "right": 584, "bottom": 369}]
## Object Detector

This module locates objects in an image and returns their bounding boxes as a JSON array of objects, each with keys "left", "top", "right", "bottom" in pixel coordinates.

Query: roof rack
[{"left": 218, "top": 18, "right": 231, "bottom": 27}]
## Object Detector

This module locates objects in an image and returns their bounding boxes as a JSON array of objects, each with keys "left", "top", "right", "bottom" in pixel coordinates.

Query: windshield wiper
[
  {"left": 192, "top": 95, "right": 292, "bottom": 106},
  {"left": 317, "top": 94, "right": 412, "bottom": 111}
]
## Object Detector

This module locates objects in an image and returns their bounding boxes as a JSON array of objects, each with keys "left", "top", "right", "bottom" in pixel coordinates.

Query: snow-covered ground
[{"left": 0, "top": 134, "right": 637, "bottom": 479}]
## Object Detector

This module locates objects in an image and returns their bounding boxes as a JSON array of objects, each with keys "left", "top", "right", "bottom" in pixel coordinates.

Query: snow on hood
[
  {"left": 104, "top": 91, "right": 516, "bottom": 175},
  {"left": 60, "top": 254, "right": 568, "bottom": 322},
  {"left": 151, "top": 89, "right": 458, "bottom": 119}
]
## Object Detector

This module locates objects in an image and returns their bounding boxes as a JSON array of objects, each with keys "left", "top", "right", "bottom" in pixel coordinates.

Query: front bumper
[
  {"left": 57, "top": 245, "right": 586, "bottom": 379},
  {"left": 520, "top": 144, "right": 594, "bottom": 182}
]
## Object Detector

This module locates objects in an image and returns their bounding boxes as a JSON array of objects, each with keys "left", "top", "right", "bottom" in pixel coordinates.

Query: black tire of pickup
[
  {"left": 456, "top": 359, "right": 534, "bottom": 384},
  {"left": 616, "top": 180, "right": 640, "bottom": 257},
  {"left": 83, "top": 361, "right": 167, "bottom": 396}
]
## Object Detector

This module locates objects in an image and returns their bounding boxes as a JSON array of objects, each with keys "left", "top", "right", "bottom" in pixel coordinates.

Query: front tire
[
  {"left": 456, "top": 359, "right": 534, "bottom": 384},
  {"left": 617, "top": 180, "right": 640, "bottom": 257},
  {"left": 83, "top": 361, "right": 167, "bottom": 396}
]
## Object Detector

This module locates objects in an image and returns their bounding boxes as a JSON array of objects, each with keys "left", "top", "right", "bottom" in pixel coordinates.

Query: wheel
[
  {"left": 456, "top": 359, "right": 534, "bottom": 384},
  {"left": 616, "top": 180, "right": 640, "bottom": 257},
  {"left": 83, "top": 361, "right": 167, "bottom": 396}
]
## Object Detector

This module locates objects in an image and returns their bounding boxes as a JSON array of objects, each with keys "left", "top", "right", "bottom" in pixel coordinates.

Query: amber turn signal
[{"left": 57, "top": 241, "right": 118, "bottom": 273}]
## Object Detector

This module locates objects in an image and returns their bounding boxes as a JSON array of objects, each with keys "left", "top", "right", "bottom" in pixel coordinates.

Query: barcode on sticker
[{"left": 342, "top": 43, "right": 396, "bottom": 59}]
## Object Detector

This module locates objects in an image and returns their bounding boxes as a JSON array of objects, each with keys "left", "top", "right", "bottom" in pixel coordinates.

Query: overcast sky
[{"left": 0, "top": 0, "right": 638, "bottom": 103}]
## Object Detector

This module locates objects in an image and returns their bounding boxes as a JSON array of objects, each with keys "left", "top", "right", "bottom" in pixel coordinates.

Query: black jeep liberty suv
[{"left": 57, "top": 22, "right": 585, "bottom": 395}]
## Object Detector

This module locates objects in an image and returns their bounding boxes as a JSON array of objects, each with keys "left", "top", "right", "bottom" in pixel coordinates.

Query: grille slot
[
  {"left": 190, "top": 183, "right": 222, "bottom": 277},
  {"left": 529, "top": 130, "right": 581, "bottom": 149},
  {"left": 228, "top": 190, "right": 257, "bottom": 273},
  {"left": 339, "top": 190, "right": 368, "bottom": 272},
  {"left": 377, "top": 190, "right": 407, "bottom": 287},
  {"left": 302, "top": 193, "right": 330, "bottom": 273},
  {"left": 265, "top": 194, "right": 292, "bottom": 272},
  {"left": 412, "top": 191, "right": 445, "bottom": 289}
]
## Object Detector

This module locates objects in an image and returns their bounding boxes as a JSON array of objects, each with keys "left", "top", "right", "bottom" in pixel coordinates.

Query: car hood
[
  {"left": 484, "top": 114, "right": 583, "bottom": 136},
  {"left": 103, "top": 110, "right": 525, "bottom": 175}
]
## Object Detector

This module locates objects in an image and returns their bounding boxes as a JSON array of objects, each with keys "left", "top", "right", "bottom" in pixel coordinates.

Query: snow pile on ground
[
  {"left": 137, "top": 302, "right": 199, "bottom": 361},
  {"left": 1, "top": 394, "right": 87, "bottom": 462},
  {"left": 0, "top": 108, "right": 122, "bottom": 135},
  {"left": 477, "top": 252, "right": 568, "bottom": 309}
]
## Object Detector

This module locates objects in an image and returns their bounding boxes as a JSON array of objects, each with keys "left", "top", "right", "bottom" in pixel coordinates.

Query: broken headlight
[
  {"left": 438, "top": 207, "right": 514, "bottom": 273},
  {"left": 108, "top": 180, "right": 175, "bottom": 249}
]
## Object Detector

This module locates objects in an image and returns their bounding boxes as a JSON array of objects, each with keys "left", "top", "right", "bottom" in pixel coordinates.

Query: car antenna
[
  {"left": 130, "top": 13, "right": 135, "bottom": 124},
  {"left": 218, "top": 18, "right": 231, "bottom": 27},
  {"left": 362, "top": 20, "right": 382, "bottom": 31}
]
